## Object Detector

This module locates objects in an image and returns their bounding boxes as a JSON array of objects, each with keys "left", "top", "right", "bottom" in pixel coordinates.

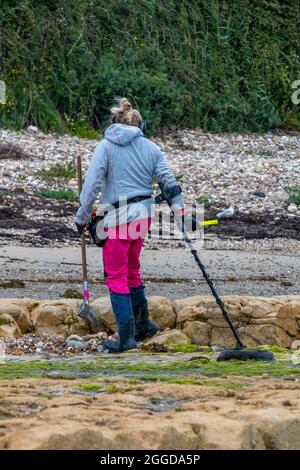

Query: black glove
[{"left": 75, "top": 222, "right": 86, "bottom": 236}]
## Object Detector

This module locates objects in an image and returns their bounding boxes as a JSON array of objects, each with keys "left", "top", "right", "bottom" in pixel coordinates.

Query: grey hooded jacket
[{"left": 76, "top": 123, "right": 184, "bottom": 227}]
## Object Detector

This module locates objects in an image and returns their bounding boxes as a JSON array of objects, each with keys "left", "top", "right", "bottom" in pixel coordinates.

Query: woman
[{"left": 76, "top": 98, "right": 184, "bottom": 352}]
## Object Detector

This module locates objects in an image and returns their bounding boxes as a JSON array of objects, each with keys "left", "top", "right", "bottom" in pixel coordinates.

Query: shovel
[{"left": 76, "top": 155, "right": 100, "bottom": 330}]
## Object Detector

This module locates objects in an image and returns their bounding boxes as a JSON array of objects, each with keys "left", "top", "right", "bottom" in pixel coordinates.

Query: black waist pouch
[
  {"left": 87, "top": 214, "right": 107, "bottom": 247},
  {"left": 87, "top": 195, "right": 152, "bottom": 248}
]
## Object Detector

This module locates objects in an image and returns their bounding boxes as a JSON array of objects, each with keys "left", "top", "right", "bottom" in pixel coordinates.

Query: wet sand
[{"left": 0, "top": 245, "right": 299, "bottom": 299}]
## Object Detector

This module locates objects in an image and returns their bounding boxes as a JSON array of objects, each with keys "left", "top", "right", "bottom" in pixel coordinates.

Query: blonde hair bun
[
  {"left": 110, "top": 97, "right": 142, "bottom": 127},
  {"left": 119, "top": 98, "right": 132, "bottom": 112}
]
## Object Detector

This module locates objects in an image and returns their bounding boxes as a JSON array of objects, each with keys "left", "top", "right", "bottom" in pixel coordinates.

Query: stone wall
[{"left": 0, "top": 295, "right": 300, "bottom": 348}]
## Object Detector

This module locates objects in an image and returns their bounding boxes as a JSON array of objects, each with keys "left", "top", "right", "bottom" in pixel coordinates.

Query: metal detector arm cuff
[{"left": 154, "top": 150, "right": 185, "bottom": 210}]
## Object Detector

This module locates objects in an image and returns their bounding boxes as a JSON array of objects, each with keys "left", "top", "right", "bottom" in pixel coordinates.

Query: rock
[
  {"left": 90, "top": 297, "right": 115, "bottom": 332},
  {"left": 0, "top": 295, "right": 299, "bottom": 347},
  {"left": 174, "top": 296, "right": 243, "bottom": 327},
  {"left": 148, "top": 296, "right": 176, "bottom": 330},
  {"left": 90, "top": 296, "right": 176, "bottom": 333},
  {"left": 32, "top": 300, "right": 89, "bottom": 337},
  {"left": 145, "top": 329, "right": 190, "bottom": 347},
  {"left": 252, "top": 191, "right": 266, "bottom": 198},
  {"left": 291, "top": 340, "right": 300, "bottom": 350},
  {"left": 0, "top": 314, "right": 21, "bottom": 339},
  {"left": 0, "top": 301, "right": 32, "bottom": 333},
  {"left": 288, "top": 203, "right": 297, "bottom": 214},
  {"left": 175, "top": 295, "right": 300, "bottom": 348},
  {"left": 238, "top": 324, "right": 292, "bottom": 348},
  {"left": 66, "top": 340, "right": 86, "bottom": 350},
  {"left": 27, "top": 125, "right": 38, "bottom": 133},
  {"left": 96, "top": 332, "right": 108, "bottom": 340},
  {"left": 182, "top": 321, "right": 211, "bottom": 345},
  {"left": 258, "top": 419, "right": 300, "bottom": 450},
  {"left": 66, "top": 335, "right": 84, "bottom": 342}
]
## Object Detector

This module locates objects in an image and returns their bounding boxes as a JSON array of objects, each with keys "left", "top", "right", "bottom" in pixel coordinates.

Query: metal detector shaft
[
  {"left": 174, "top": 212, "right": 244, "bottom": 348},
  {"left": 157, "top": 181, "right": 244, "bottom": 348}
]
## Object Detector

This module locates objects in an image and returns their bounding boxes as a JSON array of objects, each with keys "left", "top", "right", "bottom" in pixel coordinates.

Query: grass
[
  {"left": 0, "top": 187, "right": 78, "bottom": 202},
  {"left": 36, "top": 162, "right": 76, "bottom": 181},
  {"left": 0, "top": 190, "right": 17, "bottom": 197},
  {"left": 286, "top": 187, "right": 300, "bottom": 206},
  {"left": 257, "top": 148, "right": 274, "bottom": 157},
  {"left": 175, "top": 174, "right": 184, "bottom": 182},
  {"left": 35, "top": 188, "right": 78, "bottom": 201},
  {"left": 196, "top": 196, "right": 209, "bottom": 204}
]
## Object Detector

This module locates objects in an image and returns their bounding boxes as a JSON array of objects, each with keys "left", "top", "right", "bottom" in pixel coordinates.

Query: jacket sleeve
[
  {"left": 153, "top": 148, "right": 185, "bottom": 210},
  {"left": 75, "top": 141, "right": 108, "bottom": 225}
]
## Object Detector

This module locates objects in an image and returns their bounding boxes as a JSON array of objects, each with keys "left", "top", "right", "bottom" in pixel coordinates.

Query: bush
[
  {"left": 287, "top": 187, "right": 300, "bottom": 207},
  {"left": 37, "top": 162, "right": 76, "bottom": 181},
  {"left": 0, "top": 0, "right": 299, "bottom": 134}
]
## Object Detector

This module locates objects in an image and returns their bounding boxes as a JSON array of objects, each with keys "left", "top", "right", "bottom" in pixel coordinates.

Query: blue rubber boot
[
  {"left": 130, "top": 285, "right": 160, "bottom": 341},
  {"left": 104, "top": 292, "right": 137, "bottom": 352}
]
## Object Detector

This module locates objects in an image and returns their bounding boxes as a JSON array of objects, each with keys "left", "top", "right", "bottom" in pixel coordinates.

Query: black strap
[{"left": 110, "top": 195, "right": 151, "bottom": 211}]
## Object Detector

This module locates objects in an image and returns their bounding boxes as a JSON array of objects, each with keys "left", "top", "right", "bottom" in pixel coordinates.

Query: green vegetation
[
  {"left": 196, "top": 196, "right": 209, "bottom": 204},
  {"left": 0, "top": 1, "right": 299, "bottom": 134},
  {"left": 169, "top": 343, "right": 200, "bottom": 353},
  {"left": 37, "top": 162, "right": 76, "bottom": 181},
  {"left": 0, "top": 353, "right": 299, "bottom": 381},
  {"left": 256, "top": 345, "right": 290, "bottom": 354},
  {"left": 138, "top": 376, "right": 246, "bottom": 388},
  {"left": 77, "top": 383, "right": 121, "bottom": 393},
  {"left": 286, "top": 187, "right": 300, "bottom": 207},
  {"left": 257, "top": 148, "right": 274, "bottom": 157},
  {"left": 77, "top": 383, "right": 102, "bottom": 392},
  {"left": 36, "top": 188, "right": 78, "bottom": 201},
  {"left": 0, "top": 190, "right": 17, "bottom": 197}
]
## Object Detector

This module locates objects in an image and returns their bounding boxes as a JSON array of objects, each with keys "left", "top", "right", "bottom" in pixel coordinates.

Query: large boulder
[
  {"left": 182, "top": 321, "right": 211, "bottom": 346},
  {"left": 90, "top": 295, "right": 176, "bottom": 333},
  {"left": 0, "top": 299, "right": 33, "bottom": 333},
  {"left": 90, "top": 297, "right": 115, "bottom": 332},
  {"left": 0, "top": 295, "right": 299, "bottom": 346},
  {"left": 145, "top": 329, "right": 190, "bottom": 347},
  {"left": 31, "top": 300, "right": 90, "bottom": 337},
  {"left": 0, "top": 313, "right": 21, "bottom": 339},
  {"left": 148, "top": 296, "right": 176, "bottom": 329},
  {"left": 174, "top": 295, "right": 300, "bottom": 348}
]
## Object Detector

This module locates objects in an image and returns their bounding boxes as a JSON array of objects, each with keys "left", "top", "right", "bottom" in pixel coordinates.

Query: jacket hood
[{"left": 104, "top": 123, "right": 143, "bottom": 146}]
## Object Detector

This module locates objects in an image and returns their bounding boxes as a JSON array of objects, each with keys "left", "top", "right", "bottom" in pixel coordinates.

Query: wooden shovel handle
[{"left": 77, "top": 155, "right": 88, "bottom": 283}]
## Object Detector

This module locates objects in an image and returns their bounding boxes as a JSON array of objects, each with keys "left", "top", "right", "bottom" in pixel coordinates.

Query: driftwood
[{"left": 0, "top": 140, "right": 42, "bottom": 160}]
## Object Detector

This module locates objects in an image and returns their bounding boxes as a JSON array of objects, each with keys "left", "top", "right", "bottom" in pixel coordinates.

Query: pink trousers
[{"left": 102, "top": 218, "right": 151, "bottom": 294}]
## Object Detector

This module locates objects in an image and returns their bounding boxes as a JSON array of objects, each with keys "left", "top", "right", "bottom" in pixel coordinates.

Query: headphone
[
  {"left": 139, "top": 120, "right": 146, "bottom": 132},
  {"left": 111, "top": 115, "right": 146, "bottom": 133}
]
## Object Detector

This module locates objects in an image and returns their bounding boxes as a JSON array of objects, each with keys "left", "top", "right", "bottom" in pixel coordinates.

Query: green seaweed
[
  {"left": 255, "top": 345, "right": 290, "bottom": 354},
  {"left": 130, "top": 375, "right": 246, "bottom": 388},
  {"left": 169, "top": 344, "right": 200, "bottom": 353},
  {"left": 0, "top": 353, "right": 299, "bottom": 382}
]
